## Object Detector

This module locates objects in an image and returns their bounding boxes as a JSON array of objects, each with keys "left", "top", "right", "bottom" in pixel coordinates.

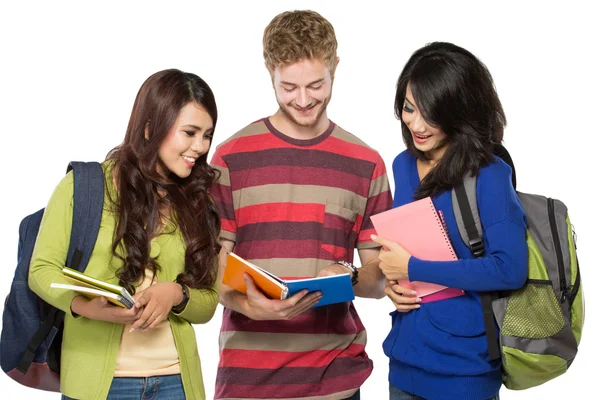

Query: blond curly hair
[{"left": 263, "top": 10, "right": 338, "bottom": 76}]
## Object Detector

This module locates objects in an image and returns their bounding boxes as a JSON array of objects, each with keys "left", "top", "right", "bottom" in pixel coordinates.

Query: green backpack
[{"left": 452, "top": 173, "right": 584, "bottom": 390}]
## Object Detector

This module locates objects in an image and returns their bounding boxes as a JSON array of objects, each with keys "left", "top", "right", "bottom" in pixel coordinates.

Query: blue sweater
[{"left": 383, "top": 151, "right": 528, "bottom": 400}]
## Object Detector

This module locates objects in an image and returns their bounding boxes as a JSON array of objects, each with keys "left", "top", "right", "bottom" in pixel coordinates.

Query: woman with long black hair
[{"left": 373, "top": 42, "right": 528, "bottom": 400}]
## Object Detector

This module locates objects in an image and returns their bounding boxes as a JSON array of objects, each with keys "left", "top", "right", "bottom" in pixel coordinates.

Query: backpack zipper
[
  {"left": 569, "top": 226, "right": 581, "bottom": 305},
  {"left": 548, "top": 198, "right": 568, "bottom": 303},
  {"left": 569, "top": 258, "right": 581, "bottom": 306}
]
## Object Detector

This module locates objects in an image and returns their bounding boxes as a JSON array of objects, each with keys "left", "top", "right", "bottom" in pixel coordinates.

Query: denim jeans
[
  {"left": 390, "top": 384, "right": 499, "bottom": 400},
  {"left": 61, "top": 374, "right": 185, "bottom": 400},
  {"left": 343, "top": 389, "right": 360, "bottom": 400}
]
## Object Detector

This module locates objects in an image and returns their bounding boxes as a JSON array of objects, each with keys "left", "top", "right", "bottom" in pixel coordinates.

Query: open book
[
  {"left": 222, "top": 252, "right": 355, "bottom": 307},
  {"left": 50, "top": 267, "right": 135, "bottom": 309},
  {"left": 371, "top": 197, "right": 464, "bottom": 303}
]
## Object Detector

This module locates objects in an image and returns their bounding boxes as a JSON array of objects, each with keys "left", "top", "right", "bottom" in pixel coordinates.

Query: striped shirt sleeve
[
  {"left": 357, "top": 154, "right": 392, "bottom": 248},
  {"left": 210, "top": 144, "right": 237, "bottom": 243}
]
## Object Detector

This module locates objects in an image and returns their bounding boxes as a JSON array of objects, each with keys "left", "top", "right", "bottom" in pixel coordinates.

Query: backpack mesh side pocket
[{"left": 501, "top": 281, "right": 564, "bottom": 339}]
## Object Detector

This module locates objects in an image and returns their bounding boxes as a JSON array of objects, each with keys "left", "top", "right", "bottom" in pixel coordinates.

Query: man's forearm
[
  {"left": 354, "top": 263, "right": 385, "bottom": 298},
  {"left": 354, "top": 257, "right": 386, "bottom": 299},
  {"left": 219, "top": 285, "right": 253, "bottom": 317}
]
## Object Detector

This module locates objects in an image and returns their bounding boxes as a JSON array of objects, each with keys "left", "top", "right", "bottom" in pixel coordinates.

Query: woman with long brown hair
[{"left": 29, "top": 69, "right": 221, "bottom": 399}]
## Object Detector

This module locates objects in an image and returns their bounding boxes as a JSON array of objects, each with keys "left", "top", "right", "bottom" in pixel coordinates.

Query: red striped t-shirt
[{"left": 210, "top": 118, "right": 392, "bottom": 400}]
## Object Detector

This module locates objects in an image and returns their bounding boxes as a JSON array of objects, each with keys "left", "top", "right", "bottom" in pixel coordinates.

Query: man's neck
[{"left": 269, "top": 110, "right": 330, "bottom": 140}]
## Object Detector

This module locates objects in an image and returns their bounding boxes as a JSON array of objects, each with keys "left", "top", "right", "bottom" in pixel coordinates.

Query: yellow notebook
[{"left": 50, "top": 267, "right": 135, "bottom": 308}]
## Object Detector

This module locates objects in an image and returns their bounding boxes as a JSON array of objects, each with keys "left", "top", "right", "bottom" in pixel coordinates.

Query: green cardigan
[{"left": 28, "top": 162, "right": 219, "bottom": 400}]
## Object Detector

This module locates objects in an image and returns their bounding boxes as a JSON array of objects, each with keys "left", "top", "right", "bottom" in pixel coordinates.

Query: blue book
[{"left": 286, "top": 274, "right": 355, "bottom": 307}]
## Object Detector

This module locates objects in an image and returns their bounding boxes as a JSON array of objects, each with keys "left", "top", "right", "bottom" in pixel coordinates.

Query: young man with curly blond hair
[{"left": 210, "top": 10, "right": 392, "bottom": 400}]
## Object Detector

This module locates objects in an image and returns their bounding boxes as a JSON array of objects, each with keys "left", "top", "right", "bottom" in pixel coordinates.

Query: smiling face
[
  {"left": 272, "top": 58, "right": 333, "bottom": 129},
  {"left": 402, "top": 85, "right": 448, "bottom": 161},
  {"left": 156, "top": 102, "right": 214, "bottom": 179}
]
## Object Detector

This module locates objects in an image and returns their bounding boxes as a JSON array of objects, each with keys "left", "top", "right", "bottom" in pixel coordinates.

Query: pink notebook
[{"left": 371, "top": 197, "right": 464, "bottom": 303}]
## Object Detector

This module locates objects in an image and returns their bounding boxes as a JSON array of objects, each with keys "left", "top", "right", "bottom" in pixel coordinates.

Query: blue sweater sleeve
[{"left": 408, "top": 162, "right": 529, "bottom": 292}]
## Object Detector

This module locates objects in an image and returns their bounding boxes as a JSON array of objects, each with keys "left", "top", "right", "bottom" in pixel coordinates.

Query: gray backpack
[{"left": 452, "top": 173, "right": 583, "bottom": 390}]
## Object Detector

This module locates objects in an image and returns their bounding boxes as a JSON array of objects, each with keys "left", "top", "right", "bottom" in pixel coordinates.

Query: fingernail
[
  {"left": 415, "top": 305, "right": 421, "bottom": 308},
  {"left": 411, "top": 291, "right": 418, "bottom": 296},
  {"left": 129, "top": 328, "right": 136, "bottom": 333},
  {"left": 370, "top": 234, "right": 378, "bottom": 240},
  {"left": 416, "top": 298, "right": 422, "bottom": 303}
]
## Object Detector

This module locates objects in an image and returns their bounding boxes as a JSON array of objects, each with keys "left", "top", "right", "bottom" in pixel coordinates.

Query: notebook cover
[
  {"left": 62, "top": 267, "right": 124, "bottom": 295},
  {"left": 419, "top": 287, "right": 465, "bottom": 303},
  {"left": 285, "top": 273, "right": 355, "bottom": 307},
  {"left": 50, "top": 283, "right": 132, "bottom": 308},
  {"left": 371, "top": 197, "right": 463, "bottom": 299},
  {"left": 62, "top": 267, "right": 135, "bottom": 305},
  {"left": 222, "top": 252, "right": 287, "bottom": 300}
]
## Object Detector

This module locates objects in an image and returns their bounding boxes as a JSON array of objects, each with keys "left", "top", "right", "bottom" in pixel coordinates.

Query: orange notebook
[
  {"left": 223, "top": 252, "right": 288, "bottom": 299},
  {"left": 370, "top": 197, "right": 464, "bottom": 300}
]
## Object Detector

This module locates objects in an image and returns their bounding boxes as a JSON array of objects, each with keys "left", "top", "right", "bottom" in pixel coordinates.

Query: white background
[{"left": 1, "top": 1, "right": 598, "bottom": 399}]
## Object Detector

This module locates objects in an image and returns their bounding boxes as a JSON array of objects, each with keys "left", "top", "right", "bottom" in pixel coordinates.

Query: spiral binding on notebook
[{"left": 429, "top": 203, "right": 457, "bottom": 260}]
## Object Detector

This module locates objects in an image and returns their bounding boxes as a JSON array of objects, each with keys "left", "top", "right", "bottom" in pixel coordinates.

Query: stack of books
[{"left": 51, "top": 267, "right": 135, "bottom": 308}]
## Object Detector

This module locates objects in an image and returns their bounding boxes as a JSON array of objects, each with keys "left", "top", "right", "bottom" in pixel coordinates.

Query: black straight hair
[{"left": 395, "top": 42, "right": 506, "bottom": 199}]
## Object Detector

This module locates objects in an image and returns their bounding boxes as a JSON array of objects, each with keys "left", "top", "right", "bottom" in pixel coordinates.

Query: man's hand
[
  {"left": 71, "top": 295, "right": 143, "bottom": 325},
  {"left": 243, "top": 273, "right": 322, "bottom": 320},
  {"left": 129, "top": 282, "right": 182, "bottom": 332},
  {"left": 384, "top": 280, "right": 421, "bottom": 312}
]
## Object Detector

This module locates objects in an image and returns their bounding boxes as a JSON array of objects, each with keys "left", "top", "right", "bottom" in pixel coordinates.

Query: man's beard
[{"left": 278, "top": 96, "right": 330, "bottom": 128}]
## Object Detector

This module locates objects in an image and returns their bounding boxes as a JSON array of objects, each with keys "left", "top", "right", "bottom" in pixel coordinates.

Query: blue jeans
[
  {"left": 344, "top": 389, "right": 360, "bottom": 400},
  {"left": 61, "top": 374, "right": 185, "bottom": 400},
  {"left": 390, "top": 384, "right": 498, "bottom": 400}
]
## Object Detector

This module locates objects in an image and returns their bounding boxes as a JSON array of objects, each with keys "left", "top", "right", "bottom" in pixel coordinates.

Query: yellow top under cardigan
[{"left": 114, "top": 269, "right": 180, "bottom": 377}]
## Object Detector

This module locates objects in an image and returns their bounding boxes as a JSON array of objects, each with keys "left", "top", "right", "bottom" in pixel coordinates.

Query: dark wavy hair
[
  {"left": 106, "top": 69, "right": 221, "bottom": 293},
  {"left": 395, "top": 42, "right": 506, "bottom": 199}
]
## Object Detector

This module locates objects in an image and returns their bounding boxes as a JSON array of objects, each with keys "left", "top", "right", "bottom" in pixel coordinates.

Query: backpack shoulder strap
[
  {"left": 452, "top": 173, "right": 483, "bottom": 256},
  {"left": 451, "top": 173, "right": 501, "bottom": 361},
  {"left": 14, "top": 209, "right": 45, "bottom": 281},
  {"left": 16, "top": 162, "right": 105, "bottom": 374},
  {"left": 65, "top": 161, "right": 105, "bottom": 271},
  {"left": 494, "top": 143, "right": 517, "bottom": 190}
]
